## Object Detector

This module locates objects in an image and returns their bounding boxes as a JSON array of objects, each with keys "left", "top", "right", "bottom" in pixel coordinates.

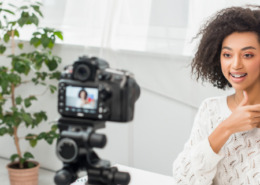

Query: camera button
[{"left": 103, "top": 107, "right": 109, "bottom": 113}]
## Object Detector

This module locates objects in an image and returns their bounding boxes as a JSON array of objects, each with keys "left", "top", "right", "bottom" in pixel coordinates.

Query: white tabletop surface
[{"left": 1, "top": 157, "right": 176, "bottom": 185}]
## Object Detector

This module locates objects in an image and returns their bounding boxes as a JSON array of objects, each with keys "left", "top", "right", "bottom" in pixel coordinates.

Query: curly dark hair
[
  {"left": 191, "top": 6, "right": 260, "bottom": 89},
  {"left": 78, "top": 89, "right": 88, "bottom": 99}
]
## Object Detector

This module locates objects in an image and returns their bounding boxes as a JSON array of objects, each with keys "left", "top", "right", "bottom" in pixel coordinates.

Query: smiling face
[{"left": 220, "top": 32, "right": 260, "bottom": 92}]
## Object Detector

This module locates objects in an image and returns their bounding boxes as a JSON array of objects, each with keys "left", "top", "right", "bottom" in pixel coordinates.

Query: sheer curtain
[
  {"left": 11, "top": 0, "right": 260, "bottom": 58},
  {"left": 41, "top": 0, "right": 189, "bottom": 57}
]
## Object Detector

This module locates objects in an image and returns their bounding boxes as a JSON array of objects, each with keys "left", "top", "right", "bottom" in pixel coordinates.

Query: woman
[
  {"left": 173, "top": 6, "right": 260, "bottom": 185},
  {"left": 77, "top": 89, "right": 90, "bottom": 108}
]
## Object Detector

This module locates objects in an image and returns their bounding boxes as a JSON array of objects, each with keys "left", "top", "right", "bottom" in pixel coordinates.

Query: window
[{"left": 41, "top": 0, "right": 190, "bottom": 55}]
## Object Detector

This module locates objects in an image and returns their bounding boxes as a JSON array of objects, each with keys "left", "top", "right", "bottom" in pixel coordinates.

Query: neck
[{"left": 235, "top": 85, "right": 260, "bottom": 105}]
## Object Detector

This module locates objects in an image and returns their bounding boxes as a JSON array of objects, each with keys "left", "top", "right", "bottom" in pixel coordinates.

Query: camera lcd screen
[{"left": 65, "top": 86, "right": 98, "bottom": 114}]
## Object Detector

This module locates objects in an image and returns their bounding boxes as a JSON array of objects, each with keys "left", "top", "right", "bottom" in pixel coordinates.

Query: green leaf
[
  {"left": 54, "top": 31, "right": 63, "bottom": 40},
  {"left": 34, "top": 111, "right": 47, "bottom": 124},
  {"left": 24, "top": 99, "right": 31, "bottom": 107},
  {"left": 30, "top": 37, "right": 41, "bottom": 48},
  {"left": 30, "top": 13, "right": 39, "bottom": 26},
  {"left": 10, "top": 154, "right": 19, "bottom": 162},
  {"left": 51, "top": 124, "right": 58, "bottom": 132},
  {"left": 24, "top": 96, "right": 37, "bottom": 108},
  {"left": 29, "top": 139, "right": 37, "bottom": 147},
  {"left": 8, "top": 73, "right": 21, "bottom": 85},
  {"left": 45, "top": 60, "right": 58, "bottom": 71},
  {"left": 0, "top": 127, "right": 8, "bottom": 136},
  {"left": 41, "top": 36, "right": 51, "bottom": 48},
  {"left": 8, "top": 3, "right": 17, "bottom": 9},
  {"left": 14, "top": 29, "right": 19, "bottom": 37},
  {"left": 19, "top": 158, "right": 25, "bottom": 165},
  {"left": 36, "top": 2, "right": 43, "bottom": 6},
  {"left": 49, "top": 71, "right": 61, "bottom": 80},
  {"left": 2, "top": 9, "right": 15, "bottom": 15},
  {"left": 49, "top": 84, "right": 57, "bottom": 93},
  {"left": 22, "top": 113, "right": 33, "bottom": 125},
  {"left": 18, "top": 11, "right": 29, "bottom": 27},
  {"left": 37, "top": 132, "right": 46, "bottom": 140},
  {"left": 31, "top": 5, "right": 43, "bottom": 17},
  {"left": 48, "top": 41, "right": 54, "bottom": 49},
  {"left": 27, "top": 161, "right": 35, "bottom": 168},
  {"left": 23, "top": 152, "right": 34, "bottom": 162},
  {"left": 11, "top": 56, "right": 31, "bottom": 75},
  {"left": 32, "top": 31, "right": 41, "bottom": 36},
  {"left": 45, "top": 137, "right": 53, "bottom": 144},
  {"left": 3, "top": 33, "right": 10, "bottom": 43},
  {"left": 15, "top": 96, "right": 23, "bottom": 105},
  {"left": 18, "top": 43, "right": 24, "bottom": 49},
  {"left": 20, "top": 6, "right": 29, "bottom": 10},
  {"left": 0, "top": 45, "right": 6, "bottom": 54}
]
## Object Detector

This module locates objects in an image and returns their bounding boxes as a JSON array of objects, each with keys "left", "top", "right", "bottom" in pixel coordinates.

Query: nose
[{"left": 231, "top": 55, "right": 243, "bottom": 70}]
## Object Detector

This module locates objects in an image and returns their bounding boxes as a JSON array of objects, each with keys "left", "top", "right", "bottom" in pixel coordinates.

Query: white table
[{"left": 71, "top": 164, "right": 176, "bottom": 185}]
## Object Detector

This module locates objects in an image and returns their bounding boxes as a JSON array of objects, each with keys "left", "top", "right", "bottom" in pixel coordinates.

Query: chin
[{"left": 230, "top": 84, "right": 246, "bottom": 91}]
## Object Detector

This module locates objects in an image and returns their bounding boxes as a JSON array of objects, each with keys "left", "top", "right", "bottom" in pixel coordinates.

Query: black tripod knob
[
  {"left": 113, "top": 171, "right": 131, "bottom": 185},
  {"left": 54, "top": 168, "right": 77, "bottom": 185},
  {"left": 88, "top": 167, "right": 131, "bottom": 185}
]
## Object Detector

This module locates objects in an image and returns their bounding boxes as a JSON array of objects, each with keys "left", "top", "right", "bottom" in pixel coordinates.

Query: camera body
[{"left": 58, "top": 56, "right": 140, "bottom": 122}]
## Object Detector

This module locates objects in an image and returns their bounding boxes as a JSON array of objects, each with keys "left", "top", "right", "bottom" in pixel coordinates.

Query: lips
[
  {"left": 230, "top": 73, "right": 247, "bottom": 78},
  {"left": 229, "top": 72, "right": 247, "bottom": 83}
]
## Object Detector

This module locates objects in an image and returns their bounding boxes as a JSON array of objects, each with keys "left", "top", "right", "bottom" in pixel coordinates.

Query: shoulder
[{"left": 200, "top": 96, "right": 226, "bottom": 108}]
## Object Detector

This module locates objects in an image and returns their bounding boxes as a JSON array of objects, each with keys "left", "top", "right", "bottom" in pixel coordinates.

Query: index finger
[{"left": 244, "top": 104, "right": 260, "bottom": 112}]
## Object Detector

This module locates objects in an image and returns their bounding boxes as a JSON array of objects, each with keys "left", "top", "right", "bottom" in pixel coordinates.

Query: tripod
[{"left": 54, "top": 117, "right": 131, "bottom": 185}]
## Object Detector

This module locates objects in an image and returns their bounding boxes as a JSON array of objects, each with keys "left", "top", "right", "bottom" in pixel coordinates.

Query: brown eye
[
  {"left": 223, "top": 53, "right": 231, "bottom": 58},
  {"left": 244, "top": 53, "right": 254, "bottom": 58}
]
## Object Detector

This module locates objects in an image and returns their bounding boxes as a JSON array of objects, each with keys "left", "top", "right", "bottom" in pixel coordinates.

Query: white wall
[{"left": 0, "top": 42, "right": 233, "bottom": 177}]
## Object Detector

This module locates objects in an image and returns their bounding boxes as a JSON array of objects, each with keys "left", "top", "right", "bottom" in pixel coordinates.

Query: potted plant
[{"left": 0, "top": 1, "right": 63, "bottom": 184}]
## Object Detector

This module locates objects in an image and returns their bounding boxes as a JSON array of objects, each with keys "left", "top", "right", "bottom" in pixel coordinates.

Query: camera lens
[{"left": 73, "top": 64, "right": 91, "bottom": 81}]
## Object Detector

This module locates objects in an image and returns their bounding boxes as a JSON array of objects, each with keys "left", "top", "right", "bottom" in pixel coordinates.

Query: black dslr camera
[
  {"left": 54, "top": 56, "right": 140, "bottom": 185},
  {"left": 57, "top": 55, "right": 140, "bottom": 122}
]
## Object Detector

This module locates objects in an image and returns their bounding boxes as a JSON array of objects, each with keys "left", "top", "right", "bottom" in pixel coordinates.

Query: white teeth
[{"left": 230, "top": 73, "right": 247, "bottom": 78}]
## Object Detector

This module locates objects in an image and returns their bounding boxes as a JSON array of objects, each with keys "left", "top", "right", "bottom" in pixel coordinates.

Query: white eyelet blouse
[{"left": 172, "top": 96, "right": 260, "bottom": 185}]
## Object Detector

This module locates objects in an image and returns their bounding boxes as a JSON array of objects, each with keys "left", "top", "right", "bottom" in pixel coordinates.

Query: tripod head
[{"left": 54, "top": 117, "right": 131, "bottom": 185}]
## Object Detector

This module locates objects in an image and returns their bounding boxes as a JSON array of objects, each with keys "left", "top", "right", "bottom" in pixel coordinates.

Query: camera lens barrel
[{"left": 73, "top": 64, "right": 91, "bottom": 81}]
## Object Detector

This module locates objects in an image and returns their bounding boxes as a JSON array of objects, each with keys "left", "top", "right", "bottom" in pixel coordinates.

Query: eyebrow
[{"left": 222, "top": 46, "right": 256, "bottom": 51}]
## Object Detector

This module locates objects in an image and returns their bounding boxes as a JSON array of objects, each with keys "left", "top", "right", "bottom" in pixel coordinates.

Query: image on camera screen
[{"left": 65, "top": 86, "right": 98, "bottom": 113}]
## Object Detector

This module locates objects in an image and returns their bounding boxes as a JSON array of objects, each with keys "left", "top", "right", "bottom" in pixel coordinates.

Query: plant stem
[
  {"left": 11, "top": 84, "right": 23, "bottom": 168},
  {"left": 11, "top": 30, "right": 15, "bottom": 54},
  {"left": 13, "top": 127, "right": 23, "bottom": 168},
  {"left": 10, "top": 29, "right": 24, "bottom": 168}
]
